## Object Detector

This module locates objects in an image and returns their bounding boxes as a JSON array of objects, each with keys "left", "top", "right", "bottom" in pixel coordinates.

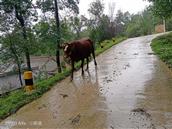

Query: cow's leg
[
  {"left": 81, "top": 59, "right": 84, "bottom": 75},
  {"left": 92, "top": 50, "right": 97, "bottom": 66},
  {"left": 71, "top": 61, "right": 74, "bottom": 81},
  {"left": 86, "top": 57, "right": 89, "bottom": 71}
]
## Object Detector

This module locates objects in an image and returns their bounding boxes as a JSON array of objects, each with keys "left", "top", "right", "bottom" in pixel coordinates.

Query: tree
[
  {"left": 115, "top": 10, "right": 131, "bottom": 36},
  {"left": 37, "top": 0, "right": 79, "bottom": 73},
  {"left": 166, "top": 17, "right": 172, "bottom": 31},
  {"left": 147, "top": 0, "right": 172, "bottom": 19},
  {"left": 108, "top": 2, "right": 116, "bottom": 22},
  {"left": 69, "top": 15, "right": 86, "bottom": 39},
  {"left": 124, "top": 7, "right": 162, "bottom": 37},
  {"left": 60, "top": 18, "right": 76, "bottom": 41},
  {"left": 140, "top": 8, "right": 155, "bottom": 35},
  {"left": 115, "top": 10, "right": 125, "bottom": 35},
  {"left": 88, "top": 0, "right": 105, "bottom": 43},
  {"left": 88, "top": 0, "right": 121, "bottom": 42},
  {"left": 0, "top": 29, "right": 25, "bottom": 86},
  {"left": 88, "top": 0, "right": 104, "bottom": 21},
  {"left": 33, "top": 19, "right": 75, "bottom": 55},
  {"left": 107, "top": 2, "right": 116, "bottom": 38},
  {"left": 0, "top": 0, "right": 38, "bottom": 71}
]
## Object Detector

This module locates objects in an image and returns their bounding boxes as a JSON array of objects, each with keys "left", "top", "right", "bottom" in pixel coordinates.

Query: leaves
[
  {"left": 88, "top": 0, "right": 104, "bottom": 20},
  {"left": 36, "top": 0, "right": 79, "bottom": 14},
  {"left": 126, "top": 7, "right": 158, "bottom": 38},
  {"left": 147, "top": 0, "right": 172, "bottom": 18}
]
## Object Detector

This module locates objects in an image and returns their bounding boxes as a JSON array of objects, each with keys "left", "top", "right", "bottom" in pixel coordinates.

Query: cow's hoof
[
  {"left": 70, "top": 76, "right": 73, "bottom": 81},
  {"left": 95, "top": 62, "right": 97, "bottom": 66}
]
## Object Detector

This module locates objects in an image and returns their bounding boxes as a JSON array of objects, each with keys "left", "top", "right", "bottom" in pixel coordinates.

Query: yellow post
[{"left": 24, "top": 71, "right": 34, "bottom": 92}]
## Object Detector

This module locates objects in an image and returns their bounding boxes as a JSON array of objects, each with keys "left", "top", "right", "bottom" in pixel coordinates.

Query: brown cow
[{"left": 63, "top": 38, "right": 97, "bottom": 80}]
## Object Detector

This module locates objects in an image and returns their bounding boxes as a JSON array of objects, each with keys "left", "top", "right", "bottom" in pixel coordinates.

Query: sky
[{"left": 79, "top": 0, "right": 150, "bottom": 17}]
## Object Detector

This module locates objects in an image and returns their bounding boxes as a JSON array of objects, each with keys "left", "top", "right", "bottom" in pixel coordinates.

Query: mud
[
  {"left": 1, "top": 34, "right": 172, "bottom": 129},
  {"left": 70, "top": 114, "right": 81, "bottom": 125},
  {"left": 130, "top": 108, "right": 155, "bottom": 129}
]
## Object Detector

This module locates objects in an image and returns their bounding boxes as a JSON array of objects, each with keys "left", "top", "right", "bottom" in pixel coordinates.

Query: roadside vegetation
[
  {"left": 0, "top": 36, "right": 126, "bottom": 120},
  {"left": 151, "top": 33, "right": 172, "bottom": 67},
  {"left": 149, "top": 0, "right": 172, "bottom": 67}
]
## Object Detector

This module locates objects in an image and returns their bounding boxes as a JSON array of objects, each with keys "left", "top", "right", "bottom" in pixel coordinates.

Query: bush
[{"left": 151, "top": 32, "right": 172, "bottom": 67}]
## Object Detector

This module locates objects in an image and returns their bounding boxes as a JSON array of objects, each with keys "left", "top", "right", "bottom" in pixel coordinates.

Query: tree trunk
[
  {"left": 17, "top": 61, "right": 23, "bottom": 86},
  {"left": 76, "top": 30, "right": 80, "bottom": 39},
  {"left": 22, "top": 26, "right": 32, "bottom": 71},
  {"left": 15, "top": 6, "right": 32, "bottom": 71},
  {"left": 54, "top": 0, "right": 61, "bottom": 73},
  {"left": 9, "top": 43, "right": 23, "bottom": 87},
  {"left": 25, "top": 47, "right": 31, "bottom": 71}
]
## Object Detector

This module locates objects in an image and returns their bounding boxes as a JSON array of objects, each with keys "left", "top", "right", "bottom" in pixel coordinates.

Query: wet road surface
[{"left": 1, "top": 34, "right": 172, "bottom": 129}]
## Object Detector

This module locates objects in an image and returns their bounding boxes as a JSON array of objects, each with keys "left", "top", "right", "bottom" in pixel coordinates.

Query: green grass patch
[
  {"left": 151, "top": 32, "right": 172, "bottom": 67},
  {"left": 0, "top": 37, "right": 126, "bottom": 121}
]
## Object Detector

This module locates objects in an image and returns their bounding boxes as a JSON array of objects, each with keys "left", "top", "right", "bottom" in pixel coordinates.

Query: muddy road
[{"left": 1, "top": 34, "right": 172, "bottom": 129}]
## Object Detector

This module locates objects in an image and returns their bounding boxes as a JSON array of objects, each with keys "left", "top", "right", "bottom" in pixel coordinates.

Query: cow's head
[{"left": 62, "top": 43, "right": 72, "bottom": 59}]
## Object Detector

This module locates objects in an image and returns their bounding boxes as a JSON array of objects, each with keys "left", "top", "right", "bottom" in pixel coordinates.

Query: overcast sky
[{"left": 79, "top": 0, "right": 150, "bottom": 17}]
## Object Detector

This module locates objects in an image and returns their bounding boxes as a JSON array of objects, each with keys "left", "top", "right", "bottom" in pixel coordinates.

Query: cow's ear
[
  {"left": 60, "top": 43, "right": 68, "bottom": 49},
  {"left": 64, "top": 42, "right": 70, "bottom": 46}
]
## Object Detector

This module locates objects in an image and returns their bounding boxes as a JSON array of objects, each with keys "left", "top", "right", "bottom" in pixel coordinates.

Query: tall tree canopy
[
  {"left": 147, "top": 0, "right": 172, "bottom": 18},
  {"left": 0, "top": 0, "right": 38, "bottom": 70}
]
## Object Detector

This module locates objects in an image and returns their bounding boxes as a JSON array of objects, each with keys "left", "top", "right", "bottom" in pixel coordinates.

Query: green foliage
[
  {"left": 60, "top": 19, "right": 76, "bottom": 41},
  {"left": 0, "top": 0, "right": 38, "bottom": 28},
  {"left": 126, "top": 23, "right": 142, "bottom": 38},
  {"left": 88, "top": 0, "right": 104, "bottom": 20},
  {"left": 0, "top": 37, "right": 126, "bottom": 120},
  {"left": 151, "top": 33, "right": 172, "bottom": 67},
  {"left": 115, "top": 10, "right": 131, "bottom": 35},
  {"left": 88, "top": 0, "right": 117, "bottom": 43},
  {"left": 166, "top": 17, "right": 172, "bottom": 31},
  {"left": 0, "top": 0, "right": 39, "bottom": 70},
  {"left": 33, "top": 19, "right": 76, "bottom": 55},
  {"left": 33, "top": 21, "right": 57, "bottom": 55},
  {"left": 36, "top": 0, "right": 79, "bottom": 14},
  {"left": 88, "top": 0, "right": 105, "bottom": 43},
  {"left": 126, "top": 7, "right": 157, "bottom": 38},
  {"left": 0, "top": 30, "right": 24, "bottom": 63},
  {"left": 69, "top": 15, "right": 87, "bottom": 39},
  {"left": 147, "top": 0, "right": 172, "bottom": 18},
  {"left": 0, "top": 27, "right": 39, "bottom": 85}
]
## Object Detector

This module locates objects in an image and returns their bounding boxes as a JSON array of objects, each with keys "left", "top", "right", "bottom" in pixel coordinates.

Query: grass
[
  {"left": 151, "top": 32, "right": 172, "bottom": 67},
  {"left": 0, "top": 37, "right": 126, "bottom": 121}
]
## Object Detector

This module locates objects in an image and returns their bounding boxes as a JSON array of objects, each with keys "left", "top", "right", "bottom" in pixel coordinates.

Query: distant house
[{"left": 155, "top": 24, "right": 165, "bottom": 33}]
